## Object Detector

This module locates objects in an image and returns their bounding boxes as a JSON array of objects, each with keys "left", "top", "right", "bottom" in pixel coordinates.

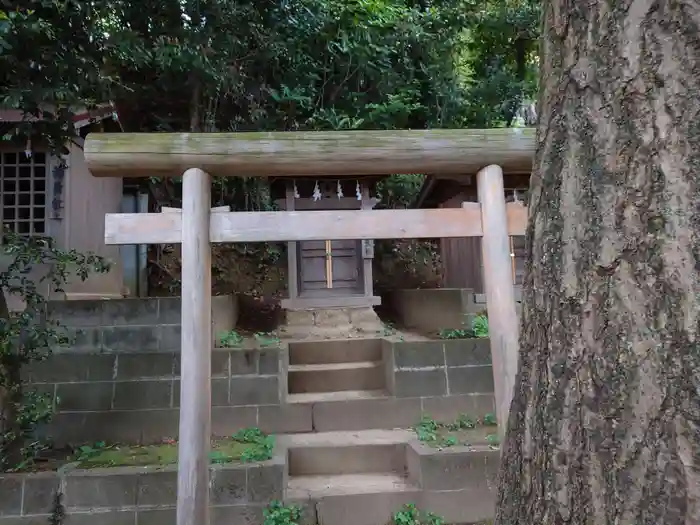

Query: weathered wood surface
[
  {"left": 473, "top": 166, "right": 520, "bottom": 443},
  {"left": 103, "top": 207, "right": 531, "bottom": 245},
  {"left": 84, "top": 129, "right": 535, "bottom": 178},
  {"left": 176, "top": 168, "right": 212, "bottom": 525}
]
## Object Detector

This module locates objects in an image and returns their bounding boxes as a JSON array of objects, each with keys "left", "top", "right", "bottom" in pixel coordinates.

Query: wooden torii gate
[{"left": 84, "top": 129, "right": 533, "bottom": 525}]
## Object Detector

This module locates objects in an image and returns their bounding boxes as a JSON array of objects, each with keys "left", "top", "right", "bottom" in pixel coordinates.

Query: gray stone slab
[
  {"left": 393, "top": 341, "right": 445, "bottom": 368},
  {"left": 421, "top": 394, "right": 495, "bottom": 422},
  {"left": 156, "top": 297, "right": 181, "bottom": 325},
  {"left": 116, "top": 353, "right": 175, "bottom": 380},
  {"left": 47, "top": 300, "right": 103, "bottom": 327},
  {"left": 420, "top": 487, "right": 496, "bottom": 524},
  {"left": 28, "top": 354, "right": 115, "bottom": 383},
  {"left": 258, "top": 404, "right": 313, "bottom": 433},
  {"left": 103, "top": 298, "right": 159, "bottom": 326},
  {"left": 137, "top": 469, "right": 177, "bottom": 507},
  {"left": 136, "top": 508, "right": 175, "bottom": 525},
  {"left": 230, "top": 376, "right": 279, "bottom": 406},
  {"left": 0, "top": 476, "right": 22, "bottom": 517},
  {"left": 133, "top": 410, "right": 180, "bottom": 444},
  {"left": 113, "top": 380, "right": 173, "bottom": 410},
  {"left": 66, "top": 411, "right": 146, "bottom": 445},
  {"left": 210, "top": 466, "right": 247, "bottom": 505},
  {"left": 172, "top": 350, "right": 230, "bottom": 377},
  {"left": 211, "top": 505, "right": 263, "bottom": 525},
  {"left": 228, "top": 350, "right": 258, "bottom": 376},
  {"left": 258, "top": 350, "right": 279, "bottom": 375},
  {"left": 102, "top": 326, "right": 160, "bottom": 353},
  {"left": 394, "top": 369, "right": 447, "bottom": 397},
  {"left": 0, "top": 516, "right": 57, "bottom": 524},
  {"left": 312, "top": 397, "right": 421, "bottom": 431},
  {"left": 419, "top": 448, "right": 499, "bottom": 491},
  {"left": 444, "top": 339, "right": 491, "bottom": 366},
  {"left": 173, "top": 378, "right": 229, "bottom": 407},
  {"left": 159, "top": 325, "right": 181, "bottom": 352},
  {"left": 64, "top": 328, "right": 102, "bottom": 352},
  {"left": 63, "top": 510, "right": 136, "bottom": 525},
  {"left": 446, "top": 366, "right": 494, "bottom": 394},
  {"left": 64, "top": 470, "right": 138, "bottom": 510},
  {"left": 21, "top": 473, "right": 60, "bottom": 515},
  {"left": 38, "top": 412, "right": 88, "bottom": 444},
  {"left": 210, "top": 407, "right": 258, "bottom": 437},
  {"left": 56, "top": 382, "right": 114, "bottom": 411},
  {"left": 246, "top": 463, "right": 284, "bottom": 502}
]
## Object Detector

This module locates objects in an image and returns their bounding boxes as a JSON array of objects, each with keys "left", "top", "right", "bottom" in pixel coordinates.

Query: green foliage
[
  {"left": 219, "top": 329, "right": 244, "bottom": 348},
  {"left": 1, "top": 0, "right": 540, "bottom": 299},
  {"left": 486, "top": 434, "right": 500, "bottom": 449},
  {"left": 483, "top": 412, "right": 498, "bottom": 426},
  {"left": 264, "top": 501, "right": 302, "bottom": 525},
  {"left": 0, "top": 230, "right": 109, "bottom": 471},
  {"left": 438, "top": 326, "right": 473, "bottom": 339},
  {"left": 415, "top": 413, "right": 494, "bottom": 449},
  {"left": 392, "top": 504, "right": 444, "bottom": 525},
  {"left": 439, "top": 313, "right": 489, "bottom": 339},
  {"left": 73, "top": 441, "right": 110, "bottom": 462},
  {"left": 472, "top": 314, "right": 489, "bottom": 338},
  {"left": 231, "top": 427, "right": 275, "bottom": 463}
]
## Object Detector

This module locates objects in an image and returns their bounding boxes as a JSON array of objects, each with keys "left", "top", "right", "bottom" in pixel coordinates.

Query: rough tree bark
[{"left": 496, "top": 2, "right": 700, "bottom": 524}]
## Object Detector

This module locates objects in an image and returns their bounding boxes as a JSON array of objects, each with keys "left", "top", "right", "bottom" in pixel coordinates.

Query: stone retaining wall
[
  {"left": 29, "top": 337, "right": 496, "bottom": 444},
  {"left": 32, "top": 347, "right": 285, "bottom": 445},
  {"left": 46, "top": 295, "right": 238, "bottom": 353},
  {"left": 407, "top": 442, "right": 499, "bottom": 525},
  {"left": 0, "top": 455, "right": 284, "bottom": 525},
  {"left": 382, "top": 339, "right": 494, "bottom": 399},
  {"left": 0, "top": 443, "right": 497, "bottom": 525}
]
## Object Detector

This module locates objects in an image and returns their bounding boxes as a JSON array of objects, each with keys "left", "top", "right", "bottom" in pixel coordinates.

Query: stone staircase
[
  {"left": 287, "top": 338, "right": 387, "bottom": 400},
  {"left": 279, "top": 337, "right": 499, "bottom": 525}
]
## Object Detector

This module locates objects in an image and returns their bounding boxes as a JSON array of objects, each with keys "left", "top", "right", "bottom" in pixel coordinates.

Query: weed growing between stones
[
  {"left": 414, "top": 413, "right": 498, "bottom": 448},
  {"left": 48, "top": 491, "right": 65, "bottom": 525},
  {"left": 392, "top": 503, "right": 444, "bottom": 525},
  {"left": 264, "top": 501, "right": 302, "bottom": 525},
  {"left": 219, "top": 329, "right": 244, "bottom": 347},
  {"left": 218, "top": 329, "right": 280, "bottom": 349},
  {"left": 68, "top": 427, "right": 274, "bottom": 468},
  {"left": 438, "top": 313, "right": 489, "bottom": 339}
]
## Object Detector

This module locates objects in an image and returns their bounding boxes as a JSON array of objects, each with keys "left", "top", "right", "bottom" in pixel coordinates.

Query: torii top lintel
[{"left": 84, "top": 128, "right": 535, "bottom": 179}]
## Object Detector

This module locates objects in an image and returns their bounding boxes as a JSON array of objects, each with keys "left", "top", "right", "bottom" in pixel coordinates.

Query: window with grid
[{"left": 1, "top": 151, "right": 48, "bottom": 237}]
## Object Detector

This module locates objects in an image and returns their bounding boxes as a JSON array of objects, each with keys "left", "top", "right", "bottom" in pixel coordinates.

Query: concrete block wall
[
  {"left": 0, "top": 455, "right": 284, "bottom": 525},
  {"left": 407, "top": 442, "right": 500, "bottom": 524},
  {"left": 27, "top": 294, "right": 305, "bottom": 445},
  {"left": 31, "top": 347, "right": 285, "bottom": 445},
  {"left": 382, "top": 339, "right": 495, "bottom": 417},
  {"left": 45, "top": 295, "right": 238, "bottom": 353}
]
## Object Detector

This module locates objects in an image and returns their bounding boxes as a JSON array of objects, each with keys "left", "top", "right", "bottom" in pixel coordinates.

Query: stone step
[
  {"left": 286, "top": 389, "right": 388, "bottom": 404},
  {"left": 286, "top": 390, "right": 495, "bottom": 432},
  {"left": 287, "top": 473, "right": 420, "bottom": 525},
  {"left": 288, "top": 361, "right": 384, "bottom": 394},
  {"left": 288, "top": 338, "right": 383, "bottom": 365},
  {"left": 287, "top": 472, "right": 418, "bottom": 499},
  {"left": 284, "top": 429, "right": 414, "bottom": 477},
  {"left": 289, "top": 444, "right": 406, "bottom": 477}
]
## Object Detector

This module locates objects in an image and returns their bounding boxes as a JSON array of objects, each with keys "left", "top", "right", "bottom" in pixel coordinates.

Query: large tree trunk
[{"left": 496, "top": 2, "right": 700, "bottom": 524}]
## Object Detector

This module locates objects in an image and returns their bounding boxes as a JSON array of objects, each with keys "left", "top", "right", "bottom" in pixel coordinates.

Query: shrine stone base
[{"left": 279, "top": 307, "right": 384, "bottom": 340}]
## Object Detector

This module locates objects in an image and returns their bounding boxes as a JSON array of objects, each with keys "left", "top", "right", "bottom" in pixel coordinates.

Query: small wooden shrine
[{"left": 270, "top": 178, "right": 381, "bottom": 310}]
